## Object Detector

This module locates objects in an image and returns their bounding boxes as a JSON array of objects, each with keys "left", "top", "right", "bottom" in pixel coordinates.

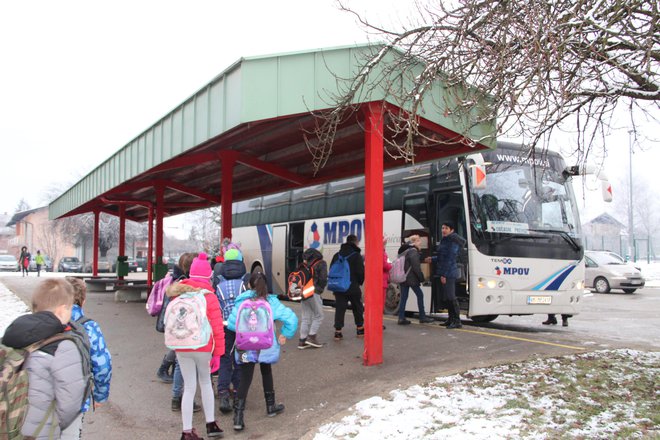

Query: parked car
[
  {"left": 111, "top": 257, "right": 139, "bottom": 272},
  {"left": 585, "top": 250, "right": 645, "bottom": 294},
  {"left": 0, "top": 255, "right": 19, "bottom": 272},
  {"left": 135, "top": 257, "right": 147, "bottom": 272},
  {"left": 58, "top": 257, "right": 83, "bottom": 273},
  {"left": 28, "top": 255, "right": 53, "bottom": 272},
  {"left": 84, "top": 259, "right": 112, "bottom": 273}
]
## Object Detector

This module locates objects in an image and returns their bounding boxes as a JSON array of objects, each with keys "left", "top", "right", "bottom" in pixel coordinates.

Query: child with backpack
[
  {"left": 213, "top": 246, "right": 249, "bottom": 414},
  {"left": 62, "top": 277, "right": 113, "bottom": 439},
  {"left": 226, "top": 272, "right": 298, "bottom": 432},
  {"left": 296, "top": 248, "right": 327, "bottom": 349},
  {"left": 164, "top": 252, "right": 225, "bottom": 440},
  {"left": 1, "top": 279, "right": 90, "bottom": 440},
  {"left": 328, "top": 234, "right": 365, "bottom": 340}
]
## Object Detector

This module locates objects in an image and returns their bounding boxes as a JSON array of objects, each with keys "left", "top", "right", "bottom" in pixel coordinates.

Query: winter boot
[
  {"left": 233, "top": 398, "right": 246, "bottom": 431},
  {"left": 297, "top": 338, "right": 309, "bottom": 349},
  {"left": 561, "top": 315, "right": 569, "bottom": 327},
  {"left": 356, "top": 326, "right": 365, "bottom": 338},
  {"left": 446, "top": 300, "right": 463, "bottom": 329},
  {"left": 542, "top": 315, "right": 558, "bottom": 325},
  {"left": 157, "top": 355, "right": 174, "bottom": 383},
  {"left": 265, "top": 391, "right": 285, "bottom": 417},
  {"left": 180, "top": 429, "right": 203, "bottom": 440},
  {"left": 305, "top": 334, "right": 324, "bottom": 348},
  {"left": 218, "top": 390, "right": 232, "bottom": 414},
  {"left": 334, "top": 330, "right": 343, "bottom": 341},
  {"left": 172, "top": 396, "right": 202, "bottom": 412},
  {"left": 206, "top": 421, "right": 224, "bottom": 438}
]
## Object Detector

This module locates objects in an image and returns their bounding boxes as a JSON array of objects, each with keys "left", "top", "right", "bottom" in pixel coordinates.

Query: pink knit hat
[{"left": 189, "top": 252, "right": 212, "bottom": 279}]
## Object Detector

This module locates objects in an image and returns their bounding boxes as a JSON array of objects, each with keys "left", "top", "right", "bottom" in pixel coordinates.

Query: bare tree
[
  {"left": 307, "top": 0, "right": 659, "bottom": 170},
  {"left": 14, "top": 198, "right": 31, "bottom": 213},
  {"left": 186, "top": 207, "right": 221, "bottom": 254}
]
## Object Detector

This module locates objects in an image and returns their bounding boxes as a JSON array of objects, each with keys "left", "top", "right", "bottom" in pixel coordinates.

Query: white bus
[{"left": 231, "top": 142, "right": 607, "bottom": 322}]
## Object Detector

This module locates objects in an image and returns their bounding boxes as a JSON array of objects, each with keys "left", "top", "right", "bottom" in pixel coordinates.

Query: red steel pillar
[
  {"left": 363, "top": 102, "right": 384, "bottom": 366},
  {"left": 147, "top": 206, "right": 154, "bottom": 287},
  {"left": 155, "top": 185, "right": 165, "bottom": 266},
  {"left": 92, "top": 209, "right": 100, "bottom": 277},
  {"left": 118, "top": 205, "right": 126, "bottom": 280},
  {"left": 221, "top": 153, "right": 236, "bottom": 241}
]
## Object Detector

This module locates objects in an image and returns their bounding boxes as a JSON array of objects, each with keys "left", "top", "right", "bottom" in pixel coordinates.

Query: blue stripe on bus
[
  {"left": 531, "top": 264, "right": 576, "bottom": 291},
  {"left": 256, "top": 224, "right": 273, "bottom": 292}
]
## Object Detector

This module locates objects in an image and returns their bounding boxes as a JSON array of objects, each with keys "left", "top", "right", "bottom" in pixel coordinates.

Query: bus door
[
  {"left": 431, "top": 189, "right": 469, "bottom": 311},
  {"left": 271, "top": 225, "right": 288, "bottom": 295},
  {"left": 287, "top": 222, "right": 305, "bottom": 274}
]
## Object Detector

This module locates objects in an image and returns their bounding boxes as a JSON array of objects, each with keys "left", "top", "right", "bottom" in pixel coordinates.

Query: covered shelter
[{"left": 50, "top": 43, "right": 495, "bottom": 365}]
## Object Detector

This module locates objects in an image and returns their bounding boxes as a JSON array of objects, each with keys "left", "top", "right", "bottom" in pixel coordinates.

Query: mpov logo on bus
[
  {"left": 491, "top": 258, "right": 530, "bottom": 276},
  {"left": 308, "top": 219, "right": 366, "bottom": 248}
]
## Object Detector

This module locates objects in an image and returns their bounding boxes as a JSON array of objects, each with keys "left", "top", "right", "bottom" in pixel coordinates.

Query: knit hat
[
  {"left": 189, "top": 252, "right": 212, "bottom": 279},
  {"left": 224, "top": 249, "right": 243, "bottom": 261}
]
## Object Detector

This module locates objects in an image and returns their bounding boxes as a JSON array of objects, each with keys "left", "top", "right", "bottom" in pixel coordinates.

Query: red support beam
[
  {"left": 147, "top": 206, "right": 154, "bottom": 287},
  {"left": 221, "top": 153, "right": 236, "bottom": 241},
  {"left": 236, "top": 152, "right": 310, "bottom": 186},
  {"left": 155, "top": 185, "right": 165, "bottom": 265},
  {"left": 92, "top": 210, "right": 100, "bottom": 277},
  {"left": 118, "top": 205, "right": 126, "bottom": 280},
  {"left": 159, "top": 180, "right": 221, "bottom": 204},
  {"left": 363, "top": 102, "right": 384, "bottom": 366}
]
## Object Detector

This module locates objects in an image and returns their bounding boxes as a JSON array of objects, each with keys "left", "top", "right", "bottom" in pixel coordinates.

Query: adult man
[{"left": 329, "top": 234, "right": 365, "bottom": 340}]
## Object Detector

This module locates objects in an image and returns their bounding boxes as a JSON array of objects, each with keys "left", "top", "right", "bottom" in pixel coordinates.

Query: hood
[
  {"left": 339, "top": 242, "right": 361, "bottom": 256},
  {"left": 219, "top": 259, "right": 247, "bottom": 279},
  {"left": 171, "top": 265, "right": 187, "bottom": 280},
  {"left": 2, "top": 311, "right": 65, "bottom": 349},
  {"left": 398, "top": 243, "right": 414, "bottom": 255},
  {"left": 303, "top": 248, "right": 323, "bottom": 263},
  {"left": 166, "top": 278, "right": 213, "bottom": 297}
]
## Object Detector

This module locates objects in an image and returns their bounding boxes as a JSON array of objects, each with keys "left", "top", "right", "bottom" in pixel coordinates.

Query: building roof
[
  {"left": 49, "top": 43, "right": 496, "bottom": 222},
  {"left": 6, "top": 207, "right": 44, "bottom": 227},
  {"left": 584, "top": 212, "right": 626, "bottom": 229}
]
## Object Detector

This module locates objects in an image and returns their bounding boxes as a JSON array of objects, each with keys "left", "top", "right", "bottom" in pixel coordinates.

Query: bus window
[{"left": 403, "top": 194, "right": 428, "bottom": 231}]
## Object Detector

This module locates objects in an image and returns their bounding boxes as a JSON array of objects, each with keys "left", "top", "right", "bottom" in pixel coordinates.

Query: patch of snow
[{"left": 0, "top": 280, "right": 30, "bottom": 338}]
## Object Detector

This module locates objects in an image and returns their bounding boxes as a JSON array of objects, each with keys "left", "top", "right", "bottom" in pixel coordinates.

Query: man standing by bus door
[{"left": 426, "top": 221, "right": 466, "bottom": 329}]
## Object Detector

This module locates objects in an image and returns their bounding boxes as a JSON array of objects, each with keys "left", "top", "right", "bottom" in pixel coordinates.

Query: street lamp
[{"left": 628, "top": 130, "right": 634, "bottom": 262}]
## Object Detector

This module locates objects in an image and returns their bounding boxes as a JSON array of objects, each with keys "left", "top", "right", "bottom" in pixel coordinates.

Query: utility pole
[{"left": 628, "top": 130, "right": 634, "bottom": 262}]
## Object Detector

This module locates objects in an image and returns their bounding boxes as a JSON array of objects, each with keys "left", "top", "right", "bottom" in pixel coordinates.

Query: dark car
[
  {"left": 112, "top": 257, "right": 139, "bottom": 272},
  {"left": 135, "top": 257, "right": 148, "bottom": 272},
  {"left": 58, "top": 257, "right": 83, "bottom": 273},
  {"left": 29, "top": 255, "right": 53, "bottom": 272}
]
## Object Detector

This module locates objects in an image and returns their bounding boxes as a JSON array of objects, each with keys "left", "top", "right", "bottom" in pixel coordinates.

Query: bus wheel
[
  {"left": 384, "top": 284, "right": 400, "bottom": 315},
  {"left": 470, "top": 315, "right": 498, "bottom": 323}
]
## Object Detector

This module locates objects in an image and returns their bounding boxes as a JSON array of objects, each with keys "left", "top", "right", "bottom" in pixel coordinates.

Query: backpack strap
[{"left": 76, "top": 315, "right": 93, "bottom": 326}]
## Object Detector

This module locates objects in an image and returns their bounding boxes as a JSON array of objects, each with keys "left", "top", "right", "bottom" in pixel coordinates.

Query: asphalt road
[{"left": 2, "top": 274, "right": 658, "bottom": 439}]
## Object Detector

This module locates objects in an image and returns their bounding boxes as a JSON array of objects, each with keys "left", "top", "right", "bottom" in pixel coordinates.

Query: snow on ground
[
  {"left": 637, "top": 261, "right": 660, "bottom": 288},
  {"left": 0, "top": 279, "right": 29, "bottom": 338}
]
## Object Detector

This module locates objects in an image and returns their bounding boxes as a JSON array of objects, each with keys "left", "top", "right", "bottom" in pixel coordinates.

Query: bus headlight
[
  {"left": 487, "top": 280, "right": 497, "bottom": 289},
  {"left": 575, "top": 280, "right": 585, "bottom": 290}
]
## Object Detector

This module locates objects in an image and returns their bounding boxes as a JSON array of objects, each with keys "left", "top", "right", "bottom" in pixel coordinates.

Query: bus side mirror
[{"left": 601, "top": 180, "right": 613, "bottom": 202}]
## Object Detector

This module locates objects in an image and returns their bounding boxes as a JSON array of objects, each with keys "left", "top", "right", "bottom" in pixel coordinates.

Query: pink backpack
[
  {"left": 146, "top": 276, "right": 173, "bottom": 316},
  {"left": 235, "top": 297, "right": 274, "bottom": 351},
  {"left": 389, "top": 249, "right": 412, "bottom": 284},
  {"left": 164, "top": 291, "right": 212, "bottom": 350}
]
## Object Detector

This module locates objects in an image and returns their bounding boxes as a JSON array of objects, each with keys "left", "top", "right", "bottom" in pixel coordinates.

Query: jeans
[
  {"left": 172, "top": 359, "right": 183, "bottom": 398},
  {"left": 398, "top": 284, "right": 427, "bottom": 320},
  {"left": 217, "top": 328, "right": 240, "bottom": 393}
]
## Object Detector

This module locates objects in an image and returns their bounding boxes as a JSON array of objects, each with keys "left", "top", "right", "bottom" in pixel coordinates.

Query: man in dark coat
[{"left": 329, "top": 234, "right": 365, "bottom": 340}]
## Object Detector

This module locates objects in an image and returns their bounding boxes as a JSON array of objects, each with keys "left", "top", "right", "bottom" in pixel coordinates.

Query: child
[
  {"left": 226, "top": 272, "right": 298, "bottom": 431},
  {"left": 2, "top": 279, "right": 88, "bottom": 439},
  {"left": 166, "top": 252, "right": 225, "bottom": 440},
  {"left": 297, "top": 247, "right": 327, "bottom": 349},
  {"left": 62, "top": 277, "right": 112, "bottom": 439}
]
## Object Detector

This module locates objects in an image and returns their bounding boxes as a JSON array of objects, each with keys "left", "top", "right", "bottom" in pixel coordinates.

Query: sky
[{"left": 0, "top": 0, "right": 657, "bottom": 237}]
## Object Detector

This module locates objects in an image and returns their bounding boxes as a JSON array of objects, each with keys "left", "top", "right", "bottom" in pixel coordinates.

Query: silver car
[
  {"left": 585, "top": 251, "right": 645, "bottom": 294},
  {"left": 0, "top": 255, "right": 19, "bottom": 271}
]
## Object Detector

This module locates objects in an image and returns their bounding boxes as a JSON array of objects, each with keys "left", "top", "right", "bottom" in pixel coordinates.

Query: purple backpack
[
  {"left": 235, "top": 297, "right": 274, "bottom": 351},
  {"left": 146, "top": 276, "right": 173, "bottom": 316}
]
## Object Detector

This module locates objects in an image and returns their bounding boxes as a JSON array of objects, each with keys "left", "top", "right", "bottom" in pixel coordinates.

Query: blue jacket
[
  {"left": 226, "top": 291, "right": 298, "bottom": 364},
  {"left": 433, "top": 232, "right": 466, "bottom": 279},
  {"left": 72, "top": 305, "right": 112, "bottom": 411}
]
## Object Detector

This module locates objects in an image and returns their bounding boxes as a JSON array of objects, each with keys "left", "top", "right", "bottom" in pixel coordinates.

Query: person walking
[
  {"left": 542, "top": 314, "right": 571, "bottom": 327},
  {"left": 35, "top": 250, "right": 45, "bottom": 276},
  {"left": 19, "top": 246, "right": 30, "bottom": 277},
  {"left": 165, "top": 252, "right": 225, "bottom": 440},
  {"left": 226, "top": 272, "right": 298, "bottom": 431},
  {"left": 329, "top": 234, "right": 365, "bottom": 340},
  {"left": 428, "top": 221, "right": 466, "bottom": 329},
  {"left": 396, "top": 235, "right": 434, "bottom": 325},
  {"left": 297, "top": 247, "right": 328, "bottom": 349}
]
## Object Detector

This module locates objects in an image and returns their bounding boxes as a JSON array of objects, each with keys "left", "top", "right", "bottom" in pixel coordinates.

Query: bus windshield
[{"left": 469, "top": 148, "right": 583, "bottom": 259}]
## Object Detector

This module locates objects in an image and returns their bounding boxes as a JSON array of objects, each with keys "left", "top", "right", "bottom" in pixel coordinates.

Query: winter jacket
[
  {"left": 397, "top": 243, "right": 425, "bottom": 287},
  {"left": 72, "top": 305, "right": 112, "bottom": 411},
  {"left": 329, "top": 242, "right": 364, "bottom": 294},
  {"left": 2, "top": 312, "right": 87, "bottom": 439},
  {"left": 165, "top": 278, "right": 225, "bottom": 357},
  {"left": 383, "top": 250, "right": 392, "bottom": 288},
  {"left": 226, "top": 290, "right": 298, "bottom": 365},
  {"left": 218, "top": 259, "right": 247, "bottom": 280},
  {"left": 433, "top": 232, "right": 466, "bottom": 279},
  {"left": 303, "top": 248, "right": 328, "bottom": 294}
]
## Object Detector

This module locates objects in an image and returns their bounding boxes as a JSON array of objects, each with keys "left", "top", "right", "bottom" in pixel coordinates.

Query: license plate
[
  {"left": 630, "top": 280, "right": 642, "bottom": 285},
  {"left": 527, "top": 295, "right": 552, "bottom": 305}
]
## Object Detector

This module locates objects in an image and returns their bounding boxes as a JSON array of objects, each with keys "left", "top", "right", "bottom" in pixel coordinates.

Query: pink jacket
[{"left": 383, "top": 250, "right": 392, "bottom": 287}]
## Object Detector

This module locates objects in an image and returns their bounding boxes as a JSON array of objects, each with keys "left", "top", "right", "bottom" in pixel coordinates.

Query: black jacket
[
  {"left": 330, "top": 242, "right": 364, "bottom": 294},
  {"left": 218, "top": 259, "right": 247, "bottom": 281},
  {"left": 397, "top": 244, "right": 425, "bottom": 287},
  {"left": 303, "top": 248, "right": 328, "bottom": 294}
]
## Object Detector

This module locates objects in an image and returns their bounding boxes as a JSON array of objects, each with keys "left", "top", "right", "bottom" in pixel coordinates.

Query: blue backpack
[
  {"left": 215, "top": 274, "right": 248, "bottom": 321},
  {"left": 327, "top": 252, "right": 356, "bottom": 293}
]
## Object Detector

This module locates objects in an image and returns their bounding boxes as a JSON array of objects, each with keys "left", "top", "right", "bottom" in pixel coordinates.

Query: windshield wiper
[{"left": 528, "top": 229, "right": 581, "bottom": 252}]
